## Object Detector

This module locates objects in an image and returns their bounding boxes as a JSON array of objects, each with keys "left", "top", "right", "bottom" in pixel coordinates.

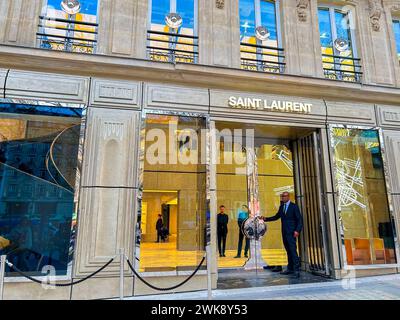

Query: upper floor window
[
  {"left": 37, "top": 0, "right": 99, "bottom": 54},
  {"left": 393, "top": 19, "right": 400, "bottom": 63},
  {"left": 148, "top": 0, "right": 198, "bottom": 64},
  {"left": 318, "top": 5, "right": 362, "bottom": 82},
  {"left": 239, "top": 0, "right": 284, "bottom": 73}
]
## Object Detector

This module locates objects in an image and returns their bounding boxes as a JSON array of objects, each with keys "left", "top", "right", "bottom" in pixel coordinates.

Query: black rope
[
  {"left": 127, "top": 255, "right": 206, "bottom": 291},
  {"left": 6, "top": 258, "right": 114, "bottom": 287}
]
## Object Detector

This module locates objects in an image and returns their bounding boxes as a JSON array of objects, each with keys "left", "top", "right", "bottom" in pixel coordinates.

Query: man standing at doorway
[
  {"left": 259, "top": 192, "right": 303, "bottom": 278},
  {"left": 217, "top": 205, "right": 229, "bottom": 257},
  {"left": 155, "top": 214, "right": 163, "bottom": 243}
]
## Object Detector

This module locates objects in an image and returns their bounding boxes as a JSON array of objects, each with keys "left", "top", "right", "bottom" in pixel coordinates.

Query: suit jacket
[
  {"left": 217, "top": 213, "right": 229, "bottom": 235},
  {"left": 264, "top": 202, "right": 303, "bottom": 235}
]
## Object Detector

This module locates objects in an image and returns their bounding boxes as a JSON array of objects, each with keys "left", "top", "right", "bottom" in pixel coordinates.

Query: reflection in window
[
  {"left": 318, "top": 6, "right": 361, "bottom": 82},
  {"left": 239, "top": 0, "right": 284, "bottom": 73},
  {"left": 37, "top": 0, "right": 99, "bottom": 53},
  {"left": 331, "top": 127, "right": 397, "bottom": 265},
  {"left": 0, "top": 103, "right": 83, "bottom": 276},
  {"left": 393, "top": 19, "right": 400, "bottom": 63},
  {"left": 137, "top": 114, "right": 206, "bottom": 272},
  {"left": 148, "top": 0, "right": 198, "bottom": 64}
]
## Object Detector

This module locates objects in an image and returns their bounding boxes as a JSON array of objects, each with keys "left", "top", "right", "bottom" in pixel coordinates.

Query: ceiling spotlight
[
  {"left": 61, "top": 0, "right": 81, "bottom": 15},
  {"left": 255, "top": 26, "right": 270, "bottom": 41},
  {"left": 165, "top": 13, "right": 183, "bottom": 29},
  {"left": 334, "top": 38, "right": 349, "bottom": 52}
]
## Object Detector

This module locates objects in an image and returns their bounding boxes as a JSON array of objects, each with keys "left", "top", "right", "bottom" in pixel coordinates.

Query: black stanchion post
[{"left": 0, "top": 255, "right": 6, "bottom": 300}]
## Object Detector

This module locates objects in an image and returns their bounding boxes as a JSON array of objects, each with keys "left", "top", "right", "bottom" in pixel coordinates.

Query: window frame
[
  {"left": 0, "top": 98, "right": 86, "bottom": 283},
  {"left": 393, "top": 18, "right": 400, "bottom": 63},
  {"left": 328, "top": 124, "right": 400, "bottom": 270}
]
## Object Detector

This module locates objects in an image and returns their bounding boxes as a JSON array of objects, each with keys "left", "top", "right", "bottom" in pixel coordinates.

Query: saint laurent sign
[{"left": 228, "top": 96, "right": 312, "bottom": 114}]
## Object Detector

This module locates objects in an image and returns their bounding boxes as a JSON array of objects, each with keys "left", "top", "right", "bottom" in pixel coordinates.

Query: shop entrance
[{"left": 215, "top": 122, "right": 331, "bottom": 288}]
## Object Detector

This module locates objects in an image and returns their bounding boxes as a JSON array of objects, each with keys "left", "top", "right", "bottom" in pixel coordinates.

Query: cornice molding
[{"left": 0, "top": 45, "right": 399, "bottom": 106}]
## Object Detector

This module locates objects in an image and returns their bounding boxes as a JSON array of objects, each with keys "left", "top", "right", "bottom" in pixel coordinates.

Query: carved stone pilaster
[
  {"left": 369, "top": 0, "right": 384, "bottom": 31},
  {"left": 216, "top": 0, "right": 224, "bottom": 10},
  {"left": 297, "top": 0, "right": 309, "bottom": 22}
]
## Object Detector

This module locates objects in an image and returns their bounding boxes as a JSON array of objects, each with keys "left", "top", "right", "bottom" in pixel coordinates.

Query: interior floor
[{"left": 217, "top": 269, "right": 333, "bottom": 290}]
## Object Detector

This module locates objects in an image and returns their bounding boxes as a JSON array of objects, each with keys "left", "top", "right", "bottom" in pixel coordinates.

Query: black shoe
[
  {"left": 219, "top": 254, "right": 223, "bottom": 257},
  {"left": 280, "top": 270, "right": 294, "bottom": 275},
  {"left": 223, "top": 254, "right": 226, "bottom": 257},
  {"left": 272, "top": 266, "right": 283, "bottom": 272},
  {"left": 244, "top": 254, "right": 248, "bottom": 258},
  {"left": 234, "top": 255, "right": 241, "bottom": 258},
  {"left": 263, "top": 266, "right": 275, "bottom": 270}
]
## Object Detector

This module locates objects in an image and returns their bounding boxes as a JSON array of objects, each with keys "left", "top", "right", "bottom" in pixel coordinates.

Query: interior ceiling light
[
  {"left": 255, "top": 26, "right": 270, "bottom": 41},
  {"left": 61, "top": 0, "right": 81, "bottom": 15},
  {"left": 334, "top": 38, "right": 349, "bottom": 52},
  {"left": 165, "top": 13, "right": 183, "bottom": 29}
]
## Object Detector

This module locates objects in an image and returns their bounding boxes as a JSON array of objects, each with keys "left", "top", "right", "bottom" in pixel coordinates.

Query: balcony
[
  {"left": 37, "top": 16, "right": 98, "bottom": 54},
  {"left": 147, "top": 30, "right": 198, "bottom": 64},
  {"left": 322, "top": 53, "right": 362, "bottom": 83},
  {"left": 240, "top": 42, "right": 285, "bottom": 73}
]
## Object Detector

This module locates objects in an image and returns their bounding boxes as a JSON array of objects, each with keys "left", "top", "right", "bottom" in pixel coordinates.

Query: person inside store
[
  {"left": 259, "top": 192, "right": 303, "bottom": 278},
  {"left": 234, "top": 204, "right": 250, "bottom": 258},
  {"left": 217, "top": 205, "right": 229, "bottom": 257},
  {"left": 155, "top": 214, "right": 163, "bottom": 243}
]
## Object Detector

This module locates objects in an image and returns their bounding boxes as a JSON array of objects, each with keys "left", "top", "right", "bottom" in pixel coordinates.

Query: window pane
[
  {"left": 177, "top": 0, "right": 195, "bottom": 31},
  {"left": 331, "top": 128, "right": 397, "bottom": 265},
  {"left": 335, "top": 10, "right": 353, "bottom": 54},
  {"left": 151, "top": 0, "right": 170, "bottom": 29},
  {"left": 41, "top": 0, "right": 98, "bottom": 53},
  {"left": 0, "top": 103, "right": 83, "bottom": 277},
  {"left": 260, "top": 0, "right": 277, "bottom": 41},
  {"left": 138, "top": 115, "right": 207, "bottom": 272},
  {"left": 393, "top": 20, "right": 400, "bottom": 60},
  {"left": 318, "top": 8, "right": 333, "bottom": 52},
  {"left": 239, "top": 0, "right": 256, "bottom": 42}
]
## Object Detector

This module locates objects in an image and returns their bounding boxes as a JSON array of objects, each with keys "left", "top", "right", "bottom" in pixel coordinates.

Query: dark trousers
[
  {"left": 283, "top": 232, "right": 300, "bottom": 271},
  {"left": 157, "top": 230, "right": 163, "bottom": 242},
  {"left": 217, "top": 231, "right": 227, "bottom": 255},
  {"left": 237, "top": 220, "right": 249, "bottom": 256}
]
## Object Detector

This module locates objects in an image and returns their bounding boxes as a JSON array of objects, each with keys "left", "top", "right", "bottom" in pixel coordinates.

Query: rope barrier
[
  {"left": 5, "top": 257, "right": 115, "bottom": 287},
  {"left": 126, "top": 255, "right": 206, "bottom": 291}
]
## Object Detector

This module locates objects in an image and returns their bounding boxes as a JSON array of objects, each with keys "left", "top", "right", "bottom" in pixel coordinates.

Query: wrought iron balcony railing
[
  {"left": 37, "top": 16, "right": 98, "bottom": 54},
  {"left": 240, "top": 42, "right": 285, "bottom": 73},
  {"left": 147, "top": 30, "right": 198, "bottom": 64},
  {"left": 322, "top": 53, "right": 362, "bottom": 83}
]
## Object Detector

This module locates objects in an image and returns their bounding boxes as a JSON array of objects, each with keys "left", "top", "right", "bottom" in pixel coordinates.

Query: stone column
[
  {"left": 0, "top": 0, "right": 42, "bottom": 48},
  {"left": 282, "top": 0, "right": 324, "bottom": 77},
  {"left": 358, "top": 0, "right": 398, "bottom": 86},
  {"left": 72, "top": 79, "right": 142, "bottom": 299},
  {"left": 383, "top": 1, "right": 400, "bottom": 87},
  {"left": 96, "top": 0, "right": 140, "bottom": 57},
  {"left": 198, "top": 0, "right": 241, "bottom": 68}
]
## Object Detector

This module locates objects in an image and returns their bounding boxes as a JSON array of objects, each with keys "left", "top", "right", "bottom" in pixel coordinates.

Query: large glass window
[
  {"left": 0, "top": 103, "right": 83, "bottom": 277},
  {"left": 393, "top": 19, "right": 400, "bottom": 63},
  {"left": 38, "top": 0, "right": 99, "bottom": 53},
  {"left": 137, "top": 114, "right": 207, "bottom": 272},
  {"left": 239, "top": 0, "right": 283, "bottom": 73},
  {"left": 331, "top": 127, "right": 397, "bottom": 266},
  {"left": 148, "top": 0, "right": 198, "bottom": 63},
  {"left": 318, "top": 6, "right": 361, "bottom": 82}
]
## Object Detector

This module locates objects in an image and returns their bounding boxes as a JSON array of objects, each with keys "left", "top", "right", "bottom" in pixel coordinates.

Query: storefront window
[
  {"left": 137, "top": 114, "right": 207, "bottom": 272},
  {"left": 393, "top": 19, "right": 400, "bottom": 62},
  {"left": 0, "top": 103, "right": 83, "bottom": 277},
  {"left": 148, "top": 0, "right": 198, "bottom": 63},
  {"left": 318, "top": 5, "right": 361, "bottom": 82},
  {"left": 239, "top": 0, "right": 283, "bottom": 73},
  {"left": 331, "top": 127, "right": 397, "bottom": 266},
  {"left": 38, "top": 0, "right": 99, "bottom": 53}
]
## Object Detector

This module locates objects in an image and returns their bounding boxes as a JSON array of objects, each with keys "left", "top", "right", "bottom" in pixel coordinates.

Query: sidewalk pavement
[{"left": 125, "top": 274, "right": 400, "bottom": 300}]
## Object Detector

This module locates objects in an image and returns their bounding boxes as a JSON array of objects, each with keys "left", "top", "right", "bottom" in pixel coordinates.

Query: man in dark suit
[
  {"left": 217, "top": 205, "right": 229, "bottom": 257},
  {"left": 259, "top": 192, "right": 303, "bottom": 278}
]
